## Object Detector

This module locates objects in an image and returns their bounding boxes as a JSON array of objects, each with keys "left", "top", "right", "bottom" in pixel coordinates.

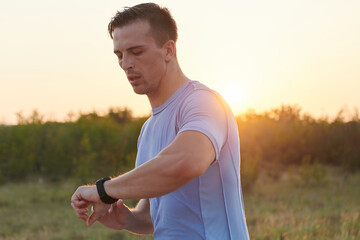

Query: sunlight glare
[{"left": 218, "top": 84, "right": 247, "bottom": 115}]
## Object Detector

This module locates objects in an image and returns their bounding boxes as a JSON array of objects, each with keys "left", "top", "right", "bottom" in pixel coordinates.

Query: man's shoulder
[
  {"left": 181, "top": 81, "right": 216, "bottom": 102},
  {"left": 186, "top": 80, "right": 208, "bottom": 89},
  {"left": 181, "top": 81, "right": 227, "bottom": 112}
]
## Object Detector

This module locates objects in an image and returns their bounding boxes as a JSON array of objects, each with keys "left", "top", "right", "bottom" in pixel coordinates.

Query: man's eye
[{"left": 133, "top": 50, "right": 143, "bottom": 56}]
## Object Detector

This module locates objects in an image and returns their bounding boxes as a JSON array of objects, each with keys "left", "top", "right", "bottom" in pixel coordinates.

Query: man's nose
[{"left": 120, "top": 54, "right": 134, "bottom": 71}]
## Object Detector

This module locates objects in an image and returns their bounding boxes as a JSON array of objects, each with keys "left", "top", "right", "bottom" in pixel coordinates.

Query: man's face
[{"left": 112, "top": 20, "right": 167, "bottom": 95}]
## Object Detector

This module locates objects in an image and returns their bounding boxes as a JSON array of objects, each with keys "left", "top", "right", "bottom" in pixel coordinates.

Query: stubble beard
[{"left": 131, "top": 82, "right": 152, "bottom": 95}]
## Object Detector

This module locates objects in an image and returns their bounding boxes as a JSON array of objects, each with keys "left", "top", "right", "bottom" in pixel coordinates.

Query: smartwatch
[{"left": 96, "top": 177, "right": 118, "bottom": 204}]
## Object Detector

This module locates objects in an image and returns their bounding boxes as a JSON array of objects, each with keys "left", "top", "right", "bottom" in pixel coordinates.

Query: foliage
[
  {"left": 238, "top": 105, "right": 360, "bottom": 190},
  {"left": 0, "top": 105, "right": 359, "bottom": 239},
  {"left": 0, "top": 108, "right": 145, "bottom": 184},
  {"left": 0, "top": 105, "right": 359, "bottom": 189}
]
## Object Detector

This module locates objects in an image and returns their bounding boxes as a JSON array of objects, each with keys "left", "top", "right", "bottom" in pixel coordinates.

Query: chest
[{"left": 136, "top": 111, "right": 179, "bottom": 167}]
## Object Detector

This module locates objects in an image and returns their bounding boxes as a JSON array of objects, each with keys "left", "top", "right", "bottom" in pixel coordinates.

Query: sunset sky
[{"left": 1, "top": 0, "right": 359, "bottom": 124}]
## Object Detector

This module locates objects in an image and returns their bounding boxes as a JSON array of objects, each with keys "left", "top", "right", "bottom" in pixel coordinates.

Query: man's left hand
[{"left": 71, "top": 185, "right": 111, "bottom": 226}]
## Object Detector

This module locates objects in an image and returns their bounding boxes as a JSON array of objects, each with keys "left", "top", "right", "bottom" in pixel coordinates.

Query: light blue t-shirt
[{"left": 135, "top": 81, "right": 249, "bottom": 240}]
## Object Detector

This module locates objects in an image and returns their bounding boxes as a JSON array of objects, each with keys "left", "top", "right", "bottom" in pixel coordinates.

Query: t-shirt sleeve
[{"left": 177, "top": 89, "right": 228, "bottom": 161}]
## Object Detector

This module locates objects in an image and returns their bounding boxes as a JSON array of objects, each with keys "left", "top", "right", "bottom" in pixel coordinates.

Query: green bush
[{"left": 1, "top": 105, "right": 359, "bottom": 189}]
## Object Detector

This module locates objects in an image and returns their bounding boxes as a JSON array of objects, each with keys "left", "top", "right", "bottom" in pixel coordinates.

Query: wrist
[{"left": 96, "top": 177, "right": 118, "bottom": 204}]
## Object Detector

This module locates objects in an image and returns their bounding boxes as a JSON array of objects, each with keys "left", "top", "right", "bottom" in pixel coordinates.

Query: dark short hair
[{"left": 108, "top": 3, "right": 178, "bottom": 47}]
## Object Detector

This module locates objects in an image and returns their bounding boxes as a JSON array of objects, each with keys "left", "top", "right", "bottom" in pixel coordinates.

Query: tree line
[
  {"left": 237, "top": 105, "right": 360, "bottom": 188},
  {"left": 0, "top": 105, "right": 359, "bottom": 187}
]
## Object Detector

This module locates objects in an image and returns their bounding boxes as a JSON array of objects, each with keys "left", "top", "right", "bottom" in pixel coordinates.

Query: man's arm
[
  {"left": 97, "top": 199, "right": 153, "bottom": 234},
  {"left": 125, "top": 198, "right": 153, "bottom": 234},
  {"left": 105, "top": 130, "right": 216, "bottom": 199},
  {"left": 71, "top": 130, "right": 215, "bottom": 224}
]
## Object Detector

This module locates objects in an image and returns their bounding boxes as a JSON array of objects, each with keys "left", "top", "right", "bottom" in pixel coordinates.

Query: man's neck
[{"left": 147, "top": 63, "right": 189, "bottom": 109}]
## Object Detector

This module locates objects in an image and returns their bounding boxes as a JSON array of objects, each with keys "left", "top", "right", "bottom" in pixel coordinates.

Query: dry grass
[
  {"left": 0, "top": 167, "right": 359, "bottom": 240},
  {"left": 245, "top": 167, "right": 360, "bottom": 239}
]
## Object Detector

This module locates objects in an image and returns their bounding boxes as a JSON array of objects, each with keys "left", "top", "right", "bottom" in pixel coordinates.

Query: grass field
[{"left": 0, "top": 167, "right": 359, "bottom": 240}]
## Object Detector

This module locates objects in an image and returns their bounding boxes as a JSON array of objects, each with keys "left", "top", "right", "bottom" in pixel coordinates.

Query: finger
[
  {"left": 75, "top": 210, "right": 89, "bottom": 221},
  {"left": 116, "top": 199, "right": 124, "bottom": 207},
  {"left": 87, "top": 212, "right": 98, "bottom": 226},
  {"left": 108, "top": 199, "right": 122, "bottom": 214},
  {"left": 72, "top": 199, "right": 90, "bottom": 208},
  {"left": 80, "top": 214, "right": 89, "bottom": 222},
  {"left": 71, "top": 202, "right": 83, "bottom": 213},
  {"left": 71, "top": 202, "right": 90, "bottom": 221},
  {"left": 88, "top": 209, "right": 108, "bottom": 226},
  {"left": 71, "top": 190, "right": 82, "bottom": 202},
  {"left": 75, "top": 207, "right": 89, "bottom": 216},
  {"left": 78, "top": 208, "right": 89, "bottom": 214},
  {"left": 88, "top": 204, "right": 110, "bottom": 226},
  {"left": 71, "top": 202, "right": 90, "bottom": 216},
  {"left": 87, "top": 205, "right": 99, "bottom": 226},
  {"left": 108, "top": 204, "right": 114, "bottom": 214}
]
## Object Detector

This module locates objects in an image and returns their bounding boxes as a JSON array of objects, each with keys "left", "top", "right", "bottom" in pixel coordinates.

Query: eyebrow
[{"left": 114, "top": 45, "right": 145, "bottom": 54}]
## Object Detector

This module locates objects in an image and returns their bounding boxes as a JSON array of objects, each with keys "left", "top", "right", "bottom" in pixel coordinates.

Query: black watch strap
[{"left": 96, "top": 177, "right": 118, "bottom": 204}]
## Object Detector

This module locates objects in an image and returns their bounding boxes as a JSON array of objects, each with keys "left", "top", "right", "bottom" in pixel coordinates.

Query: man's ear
[{"left": 163, "top": 40, "right": 176, "bottom": 62}]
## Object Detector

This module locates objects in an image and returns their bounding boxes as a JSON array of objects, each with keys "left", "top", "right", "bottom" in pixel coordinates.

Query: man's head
[
  {"left": 108, "top": 3, "right": 178, "bottom": 48},
  {"left": 109, "top": 3, "right": 181, "bottom": 99}
]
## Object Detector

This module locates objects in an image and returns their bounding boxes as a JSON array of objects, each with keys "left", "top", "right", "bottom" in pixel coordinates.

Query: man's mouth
[{"left": 127, "top": 75, "right": 141, "bottom": 84}]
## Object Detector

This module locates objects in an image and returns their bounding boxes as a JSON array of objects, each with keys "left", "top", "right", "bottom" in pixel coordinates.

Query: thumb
[
  {"left": 87, "top": 206, "right": 96, "bottom": 226},
  {"left": 87, "top": 203, "right": 111, "bottom": 226},
  {"left": 116, "top": 199, "right": 124, "bottom": 208},
  {"left": 108, "top": 199, "right": 123, "bottom": 214},
  {"left": 87, "top": 206, "right": 102, "bottom": 227},
  {"left": 88, "top": 211, "right": 99, "bottom": 226}
]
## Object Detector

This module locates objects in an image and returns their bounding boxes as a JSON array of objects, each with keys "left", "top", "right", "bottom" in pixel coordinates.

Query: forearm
[
  {"left": 105, "top": 150, "right": 190, "bottom": 199},
  {"left": 104, "top": 131, "right": 214, "bottom": 200},
  {"left": 125, "top": 199, "right": 153, "bottom": 234}
]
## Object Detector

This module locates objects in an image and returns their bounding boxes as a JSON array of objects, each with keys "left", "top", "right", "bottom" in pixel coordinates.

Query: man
[{"left": 71, "top": 3, "right": 249, "bottom": 239}]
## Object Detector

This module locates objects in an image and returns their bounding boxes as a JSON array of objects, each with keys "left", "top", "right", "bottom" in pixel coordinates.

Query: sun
[{"left": 218, "top": 84, "right": 247, "bottom": 115}]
